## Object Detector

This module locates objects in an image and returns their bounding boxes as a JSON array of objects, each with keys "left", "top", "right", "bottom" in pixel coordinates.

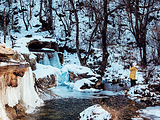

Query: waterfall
[
  {"left": 39, "top": 52, "right": 61, "bottom": 68},
  {"left": 50, "top": 52, "right": 61, "bottom": 68},
  {"left": 40, "top": 53, "right": 50, "bottom": 65}
]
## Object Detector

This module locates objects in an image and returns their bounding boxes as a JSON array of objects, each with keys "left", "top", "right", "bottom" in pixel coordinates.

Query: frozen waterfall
[
  {"left": 0, "top": 66, "right": 43, "bottom": 120},
  {"left": 39, "top": 52, "right": 61, "bottom": 68}
]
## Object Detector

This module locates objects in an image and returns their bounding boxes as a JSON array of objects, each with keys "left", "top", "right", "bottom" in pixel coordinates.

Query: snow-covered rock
[{"left": 79, "top": 104, "right": 111, "bottom": 120}]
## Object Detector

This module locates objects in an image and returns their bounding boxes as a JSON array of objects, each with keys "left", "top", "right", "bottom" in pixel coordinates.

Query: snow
[
  {"left": 33, "top": 63, "right": 61, "bottom": 81},
  {"left": 68, "top": 78, "right": 96, "bottom": 91},
  {"left": 0, "top": 102, "right": 9, "bottom": 120},
  {"left": 137, "top": 106, "right": 160, "bottom": 119},
  {"left": 29, "top": 53, "right": 37, "bottom": 59},
  {"left": 0, "top": 62, "right": 20, "bottom": 66},
  {"left": 79, "top": 104, "right": 111, "bottom": 120},
  {"left": 61, "top": 64, "right": 97, "bottom": 76}
]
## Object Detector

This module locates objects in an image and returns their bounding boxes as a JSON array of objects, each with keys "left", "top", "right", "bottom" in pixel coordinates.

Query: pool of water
[{"left": 18, "top": 81, "right": 135, "bottom": 120}]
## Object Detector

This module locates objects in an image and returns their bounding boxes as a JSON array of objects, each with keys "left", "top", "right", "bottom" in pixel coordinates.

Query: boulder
[
  {"left": 12, "top": 51, "right": 25, "bottom": 62},
  {"left": 0, "top": 44, "right": 15, "bottom": 61},
  {"left": 0, "top": 44, "right": 14, "bottom": 55},
  {"left": 27, "top": 39, "right": 59, "bottom": 51},
  {"left": 27, "top": 39, "right": 43, "bottom": 49},
  {"left": 36, "top": 74, "right": 57, "bottom": 89},
  {"left": 69, "top": 71, "right": 101, "bottom": 89},
  {"left": 5, "top": 104, "right": 17, "bottom": 120},
  {"left": 13, "top": 104, "right": 26, "bottom": 117}
]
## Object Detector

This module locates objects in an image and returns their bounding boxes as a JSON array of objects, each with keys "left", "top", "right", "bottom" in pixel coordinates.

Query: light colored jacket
[{"left": 129, "top": 66, "right": 138, "bottom": 80}]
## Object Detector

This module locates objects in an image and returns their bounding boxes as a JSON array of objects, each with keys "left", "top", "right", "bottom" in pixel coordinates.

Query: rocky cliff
[{"left": 0, "top": 44, "right": 42, "bottom": 120}]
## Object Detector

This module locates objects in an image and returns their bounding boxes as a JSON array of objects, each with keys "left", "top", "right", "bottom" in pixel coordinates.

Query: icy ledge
[{"left": 0, "top": 66, "right": 43, "bottom": 119}]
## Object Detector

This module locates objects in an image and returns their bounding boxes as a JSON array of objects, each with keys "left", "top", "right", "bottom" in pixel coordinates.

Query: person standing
[{"left": 129, "top": 62, "right": 138, "bottom": 86}]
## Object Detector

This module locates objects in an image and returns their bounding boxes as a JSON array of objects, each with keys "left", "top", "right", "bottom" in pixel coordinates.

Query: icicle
[
  {"left": 43, "top": 53, "right": 51, "bottom": 65},
  {"left": 19, "top": 67, "right": 42, "bottom": 113},
  {"left": 50, "top": 52, "right": 61, "bottom": 68}
]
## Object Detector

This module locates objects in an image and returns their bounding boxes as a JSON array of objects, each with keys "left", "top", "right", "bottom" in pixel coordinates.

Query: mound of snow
[
  {"left": 138, "top": 106, "right": 160, "bottom": 119},
  {"left": 33, "top": 63, "right": 61, "bottom": 82},
  {"left": 79, "top": 104, "right": 111, "bottom": 120}
]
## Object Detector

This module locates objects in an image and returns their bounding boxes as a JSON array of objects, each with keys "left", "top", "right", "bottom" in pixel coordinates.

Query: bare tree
[
  {"left": 123, "top": 0, "right": 160, "bottom": 66},
  {"left": 20, "top": 0, "right": 32, "bottom": 31},
  {"left": 3, "top": 8, "right": 6, "bottom": 43},
  {"left": 69, "top": 0, "right": 83, "bottom": 65},
  {"left": 152, "top": 21, "right": 160, "bottom": 64}
]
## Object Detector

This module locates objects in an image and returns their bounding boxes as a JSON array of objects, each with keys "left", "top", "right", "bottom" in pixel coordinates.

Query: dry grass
[{"left": 102, "top": 105, "right": 120, "bottom": 120}]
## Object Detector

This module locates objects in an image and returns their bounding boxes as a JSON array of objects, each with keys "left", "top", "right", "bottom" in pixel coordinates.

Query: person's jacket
[{"left": 129, "top": 66, "right": 138, "bottom": 80}]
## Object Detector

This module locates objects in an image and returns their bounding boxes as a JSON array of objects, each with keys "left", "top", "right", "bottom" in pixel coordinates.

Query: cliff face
[
  {"left": 0, "top": 63, "right": 42, "bottom": 120},
  {"left": 0, "top": 44, "right": 42, "bottom": 120}
]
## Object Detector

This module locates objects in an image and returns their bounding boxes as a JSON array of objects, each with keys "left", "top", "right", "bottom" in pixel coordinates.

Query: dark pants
[{"left": 131, "top": 79, "right": 136, "bottom": 87}]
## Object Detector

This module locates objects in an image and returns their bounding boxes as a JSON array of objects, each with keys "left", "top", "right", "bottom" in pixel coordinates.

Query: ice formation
[{"left": 0, "top": 66, "right": 43, "bottom": 119}]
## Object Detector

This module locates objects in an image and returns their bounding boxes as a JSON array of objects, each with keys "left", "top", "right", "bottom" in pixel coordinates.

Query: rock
[
  {"left": 51, "top": 42, "right": 59, "bottom": 51},
  {"left": 119, "top": 83, "right": 124, "bottom": 87},
  {"left": 12, "top": 51, "right": 25, "bottom": 62},
  {"left": 0, "top": 44, "right": 14, "bottom": 55},
  {"left": 22, "top": 54, "right": 37, "bottom": 71},
  {"left": 25, "top": 34, "right": 32, "bottom": 38},
  {"left": 69, "top": 71, "right": 102, "bottom": 89},
  {"left": 3, "top": 66, "right": 28, "bottom": 87},
  {"left": 36, "top": 74, "right": 57, "bottom": 88},
  {"left": 13, "top": 104, "right": 26, "bottom": 117},
  {"left": 27, "top": 39, "right": 59, "bottom": 51},
  {"left": 5, "top": 104, "right": 17, "bottom": 120},
  {"left": 69, "top": 71, "right": 79, "bottom": 82},
  {"left": 0, "top": 44, "right": 15, "bottom": 61},
  {"left": 27, "top": 39, "right": 43, "bottom": 49}
]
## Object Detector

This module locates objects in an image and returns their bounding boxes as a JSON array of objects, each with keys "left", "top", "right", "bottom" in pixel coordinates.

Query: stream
[
  {"left": 17, "top": 51, "right": 147, "bottom": 120},
  {"left": 17, "top": 82, "right": 147, "bottom": 120}
]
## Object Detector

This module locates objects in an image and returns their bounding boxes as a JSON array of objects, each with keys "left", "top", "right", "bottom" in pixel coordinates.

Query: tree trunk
[
  {"left": 69, "top": 0, "right": 83, "bottom": 65},
  {"left": 100, "top": 0, "right": 109, "bottom": 76},
  {"left": 39, "top": 0, "right": 43, "bottom": 22},
  {"left": 3, "top": 8, "right": 6, "bottom": 43},
  {"left": 142, "top": 37, "right": 147, "bottom": 66},
  {"left": 48, "top": 0, "right": 53, "bottom": 31},
  {"left": 20, "top": 0, "right": 28, "bottom": 31},
  {"left": 158, "top": 41, "right": 160, "bottom": 64},
  {"left": 141, "top": 28, "right": 147, "bottom": 66}
]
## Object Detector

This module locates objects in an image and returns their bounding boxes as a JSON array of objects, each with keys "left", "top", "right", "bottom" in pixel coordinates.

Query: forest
[{"left": 0, "top": 0, "right": 160, "bottom": 120}]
